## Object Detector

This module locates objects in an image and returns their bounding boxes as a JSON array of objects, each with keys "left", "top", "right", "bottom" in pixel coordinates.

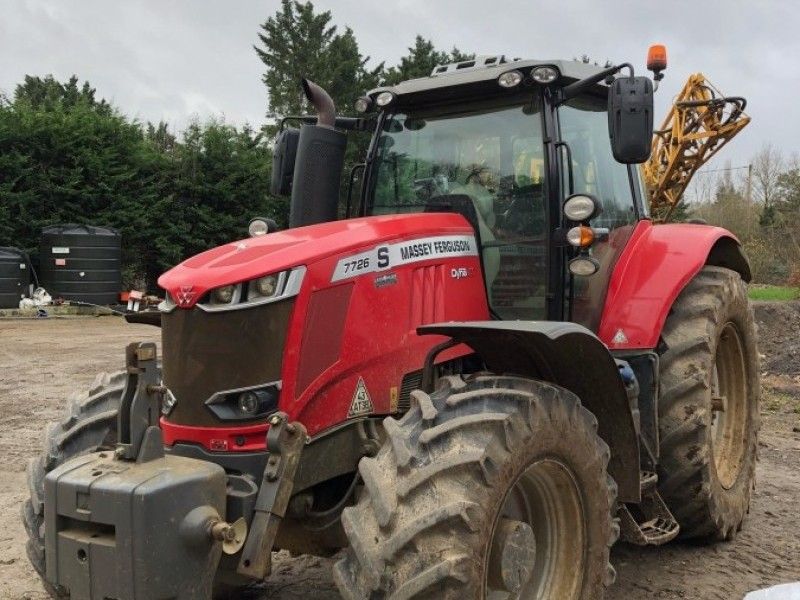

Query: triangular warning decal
[
  {"left": 612, "top": 329, "right": 628, "bottom": 345},
  {"left": 348, "top": 377, "right": 374, "bottom": 418}
]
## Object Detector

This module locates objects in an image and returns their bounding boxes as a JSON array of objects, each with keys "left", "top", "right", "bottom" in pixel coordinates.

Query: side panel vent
[
  {"left": 408, "top": 265, "right": 445, "bottom": 328},
  {"left": 398, "top": 369, "right": 423, "bottom": 413}
]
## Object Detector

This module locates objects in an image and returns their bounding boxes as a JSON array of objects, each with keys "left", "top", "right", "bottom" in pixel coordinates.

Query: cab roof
[{"left": 367, "top": 56, "right": 608, "bottom": 103}]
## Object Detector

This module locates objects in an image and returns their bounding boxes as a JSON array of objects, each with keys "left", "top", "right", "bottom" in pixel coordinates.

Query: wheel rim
[
  {"left": 711, "top": 322, "right": 749, "bottom": 489},
  {"left": 485, "top": 459, "right": 586, "bottom": 599}
]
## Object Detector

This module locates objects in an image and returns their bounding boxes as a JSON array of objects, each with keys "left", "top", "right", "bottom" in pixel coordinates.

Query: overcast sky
[{"left": 2, "top": 0, "right": 798, "bottom": 193}]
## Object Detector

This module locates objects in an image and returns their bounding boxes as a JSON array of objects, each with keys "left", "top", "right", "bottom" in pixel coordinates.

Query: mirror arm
[
  {"left": 558, "top": 63, "right": 634, "bottom": 104},
  {"left": 346, "top": 163, "right": 366, "bottom": 218},
  {"left": 555, "top": 141, "right": 575, "bottom": 196},
  {"left": 279, "top": 115, "right": 372, "bottom": 132}
]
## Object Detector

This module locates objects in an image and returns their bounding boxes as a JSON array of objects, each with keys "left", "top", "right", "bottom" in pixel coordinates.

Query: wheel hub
[
  {"left": 486, "top": 459, "right": 586, "bottom": 599},
  {"left": 711, "top": 322, "right": 749, "bottom": 490},
  {"left": 488, "top": 518, "right": 537, "bottom": 593}
]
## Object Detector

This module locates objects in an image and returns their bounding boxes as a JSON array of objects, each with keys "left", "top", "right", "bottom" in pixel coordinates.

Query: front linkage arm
[
  {"left": 238, "top": 412, "right": 308, "bottom": 579},
  {"left": 115, "top": 341, "right": 164, "bottom": 462}
]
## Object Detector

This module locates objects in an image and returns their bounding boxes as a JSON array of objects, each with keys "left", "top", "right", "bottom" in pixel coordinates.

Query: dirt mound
[{"left": 753, "top": 301, "right": 800, "bottom": 376}]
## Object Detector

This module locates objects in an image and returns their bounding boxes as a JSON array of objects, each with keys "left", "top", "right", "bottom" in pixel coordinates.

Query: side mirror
[
  {"left": 270, "top": 128, "right": 300, "bottom": 196},
  {"left": 608, "top": 76, "right": 654, "bottom": 164}
]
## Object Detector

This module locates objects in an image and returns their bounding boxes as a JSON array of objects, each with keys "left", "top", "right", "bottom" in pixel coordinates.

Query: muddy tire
[
  {"left": 334, "top": 374, "right": 618, "bottom": 599},
  {"left": 658, "top": 266, "right": 759, "bottom": 540},
  {"left": 22, "top": 371, "right": 126, "bottom": 599}
]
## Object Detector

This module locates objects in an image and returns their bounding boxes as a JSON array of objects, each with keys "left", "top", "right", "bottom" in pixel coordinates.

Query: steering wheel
[
  {"left": 465, "top": 165, "right": 494, "bottom": 186},
  {"left": 500, "top": 184, "right": 543, "bottom": 234}
]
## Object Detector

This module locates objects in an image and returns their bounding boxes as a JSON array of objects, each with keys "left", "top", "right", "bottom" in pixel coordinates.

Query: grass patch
[
  {"left": 748, "top": 285, "right": 800, "bottom": 301},
  {"left": 761, "top": 388, "right": 800, "bottom": 414}
]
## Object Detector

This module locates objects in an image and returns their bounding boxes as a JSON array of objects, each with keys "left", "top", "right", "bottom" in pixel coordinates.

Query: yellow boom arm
[{"left": 643, "top": 73, "right": 750, "bottom": 220}]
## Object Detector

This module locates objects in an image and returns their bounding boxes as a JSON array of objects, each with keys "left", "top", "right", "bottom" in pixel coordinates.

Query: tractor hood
[{"left": 158, "top": 213, "right": 473, "bottom": 308}]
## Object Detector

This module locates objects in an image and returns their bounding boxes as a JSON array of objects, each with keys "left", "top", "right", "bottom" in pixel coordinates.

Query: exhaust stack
[
  {"left": 301, "top": 78, "right": 336, "bottom": 128},
  {"left": 289, "top": 78, "right": 347, "bottom": 228}
]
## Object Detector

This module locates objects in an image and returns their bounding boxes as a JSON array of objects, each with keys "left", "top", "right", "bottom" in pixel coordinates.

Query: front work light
[
  {"left": 354, "top": 96, "right": 372, "bottom": 113},
  {"left": 248, "top": 218, "right": 269, "bottom": 237},
  {"left": 498, "top": 70, "right": 523, "bottom": 88},
  {"left": 569, "top": 256, "right": 600, "bottom": 276},
  {"left": 531, "top": 66, "right": 558, "bottom": 84},
  {"left": 563, "top": 194, "right": 601, "bottom": 222},
  {"left": 375, "top": 91, "right": 395, "bottom": 107}
]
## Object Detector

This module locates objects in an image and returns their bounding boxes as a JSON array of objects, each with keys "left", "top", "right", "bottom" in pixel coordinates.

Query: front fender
[
  {"left": 598, "top": 220, "right": 751, "bottom": 350},
  {"left": 419, "top": 321, "right": 640, "bottom": 503}
]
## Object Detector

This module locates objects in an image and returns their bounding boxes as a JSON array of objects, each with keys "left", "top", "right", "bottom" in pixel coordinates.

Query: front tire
[
  {"left": 334, "top": 375, "right": 618, "bottom": 599},
  {"left": 23, "top": 371, "right": 126, "bottom": 599},
  {"left": 22, "top": 370, "right": 248, "bottom": 599},
  {"left": 657, "top": 266, "right": 760, "bottom": 540}
]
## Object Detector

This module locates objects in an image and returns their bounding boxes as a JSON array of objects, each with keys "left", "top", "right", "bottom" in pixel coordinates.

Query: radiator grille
[{"left": 398, "top": 369, "right": 424, "bottom": 413}]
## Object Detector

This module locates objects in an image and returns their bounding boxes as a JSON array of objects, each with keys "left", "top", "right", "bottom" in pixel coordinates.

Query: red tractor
[{"left": 24, "top": 49, "right": 759, "bottom": 599}]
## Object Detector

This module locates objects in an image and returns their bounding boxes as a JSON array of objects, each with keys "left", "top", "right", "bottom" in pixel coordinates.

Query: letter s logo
[{"left": 377, "top": 246, "right": 389, "bottom": 269}]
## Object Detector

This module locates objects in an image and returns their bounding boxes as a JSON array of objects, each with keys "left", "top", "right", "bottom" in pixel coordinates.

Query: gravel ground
[{"left": 1, "top": 308, "right": 799, "bottom": 599}]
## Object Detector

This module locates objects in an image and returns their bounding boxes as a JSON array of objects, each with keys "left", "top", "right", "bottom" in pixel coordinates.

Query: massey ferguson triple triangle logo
[{"left": 176, "top": 286, "right": 195, "bottom": 307}]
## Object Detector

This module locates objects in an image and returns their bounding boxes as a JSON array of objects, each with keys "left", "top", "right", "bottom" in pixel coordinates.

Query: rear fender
[
  {"left": 598, "top": 221, "right": 751, "bottom": 351},
  {"left": 419, "top": 321, "right": 640, "bottom": 503}
]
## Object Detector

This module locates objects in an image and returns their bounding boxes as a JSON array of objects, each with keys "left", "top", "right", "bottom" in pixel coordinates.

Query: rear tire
[
  {"left": 657, "top": 266, "right": 759, "bottom": 540},
  {"left": 334, "top": 374, "right": 618, "bottom": 599}
]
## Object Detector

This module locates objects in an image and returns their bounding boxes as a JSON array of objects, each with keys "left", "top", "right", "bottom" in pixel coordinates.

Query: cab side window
[{"left": 559, "top": 97, "right": 637, "bottom": 229}]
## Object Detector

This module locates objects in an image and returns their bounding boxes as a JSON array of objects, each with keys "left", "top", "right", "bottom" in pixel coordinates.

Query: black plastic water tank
[
  {"left": 0, "top": 247, "right": 31, "bottom": 308},
  {"left": 39, "top": 224, "right": 122, "bottom": 305}
]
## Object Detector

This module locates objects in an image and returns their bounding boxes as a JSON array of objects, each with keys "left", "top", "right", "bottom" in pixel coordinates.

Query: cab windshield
[
  {"left": 369, "top": 97, "right": 545, "bottom": 224},
  {"left": 367, "top": 97, "right": 549, "bottom": 319}
]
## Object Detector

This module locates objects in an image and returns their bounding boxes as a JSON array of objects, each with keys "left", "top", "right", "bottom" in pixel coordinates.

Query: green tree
[
  {"left": 0, "top": 76, "right": 146, "bottom": 267},
  {"left": 255, "top": 0, "right": 381, "bottom": 117},
  {"left": 0, "top": 75, "right": 282, "bottom": 291},
  {"left": 14, "top": 74, "right": 111, "bottom": 114}
]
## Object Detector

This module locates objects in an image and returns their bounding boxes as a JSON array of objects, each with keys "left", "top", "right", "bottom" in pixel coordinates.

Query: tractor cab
[{"left": 272, "top": 55, "right": 656, "bottom": 331}]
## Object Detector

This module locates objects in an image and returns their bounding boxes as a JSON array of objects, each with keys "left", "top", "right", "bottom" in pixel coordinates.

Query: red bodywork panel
[
  {"left": 598, "top": 220, "right": 742, "bottom": 350},
  {"left": 159, "top": 214, "right": 490, "bottom": 450},
  {"left": 158, "top": 214, "right": 743, "bottom": 451}
]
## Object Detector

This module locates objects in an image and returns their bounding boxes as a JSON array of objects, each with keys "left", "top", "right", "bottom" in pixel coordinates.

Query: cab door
[{"left": 557, "top": 95, "right": 644, "bottom": 331}]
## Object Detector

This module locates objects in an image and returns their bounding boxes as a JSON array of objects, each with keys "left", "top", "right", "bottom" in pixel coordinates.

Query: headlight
[
  {"left": 249, "top": 274, "right": 280, "bottom": 299},
  {"left": 211, "top": 285, "right": 236, "bottom": 304},
  {"left": 196, "top": 266, "right": 306, "bottom": 312},
  {"left": 205, "top": 383, "right": 281, "bottom": 421},
  {"left": 238, "top": 391, "right": 260, "bottom": 415}
]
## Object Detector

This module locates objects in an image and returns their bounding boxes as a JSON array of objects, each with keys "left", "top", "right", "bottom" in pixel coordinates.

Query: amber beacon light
[{"left": 647, "top": 44, "right": 668, "bottom": 74}]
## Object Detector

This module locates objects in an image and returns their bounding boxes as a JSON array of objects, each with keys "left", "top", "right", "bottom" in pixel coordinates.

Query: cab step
[{"left": 618, "top": 471, "right": 680, "bottom": 546}]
